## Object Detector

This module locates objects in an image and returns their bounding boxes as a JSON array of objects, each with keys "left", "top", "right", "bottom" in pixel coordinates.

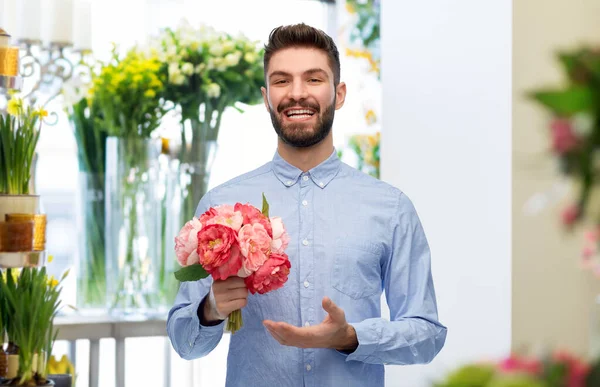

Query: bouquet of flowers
[{"left": 174, "top": 194, "right": 291, "bottom": 333}]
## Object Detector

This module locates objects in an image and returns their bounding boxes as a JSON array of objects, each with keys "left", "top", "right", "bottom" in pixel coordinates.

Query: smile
[{"left": 284, "top": 109, "right": 316, "bottom": 121}]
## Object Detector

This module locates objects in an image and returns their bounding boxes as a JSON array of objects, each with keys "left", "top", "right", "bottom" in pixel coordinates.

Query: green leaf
[
  {"left": 262, "top": 193, "right": 270, "bottom": 217},
  {"left": 529, "top": 86, "right": 595, "bottom": 116},
  {"left": 174, "top": 264, "right": 209, "bottom": 282}
]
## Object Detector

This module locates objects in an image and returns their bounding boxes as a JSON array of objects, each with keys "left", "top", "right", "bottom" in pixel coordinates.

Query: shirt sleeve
[
  {"left": 166, "top": 190, "right": 226, "bottom": 360},
  {"left": 344, "top": 192, "right": 447, "bottom": 365}
]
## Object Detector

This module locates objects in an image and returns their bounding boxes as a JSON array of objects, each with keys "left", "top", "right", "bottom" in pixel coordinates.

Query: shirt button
[
  {"left": 303, "top": 280, "right": 309, "bottom": 288},
  {"left": 286, "top": 180, "right": 293, "bottom": 186},
  {"left": 302, "top": 175, "right": 309, "bottom": 181},
  {"left": 305, "top": 321, "right": 310, "bottom": 327},
  {"left": 302, "top": 200, "right": 308, "bottom": 206},
  {"left": 319, "top": 182, "right": 324, "bottom": 187},
  {"left": 302, "top": 239, "right": 309, "bottom": 246},
  {"left": 306, "top": 364, "right": 312, "bottom": 371}
]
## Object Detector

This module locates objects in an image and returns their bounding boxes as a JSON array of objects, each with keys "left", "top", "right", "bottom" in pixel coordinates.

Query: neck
[{"left": 277, "top": 135, "right": 334, "bottom": 172}]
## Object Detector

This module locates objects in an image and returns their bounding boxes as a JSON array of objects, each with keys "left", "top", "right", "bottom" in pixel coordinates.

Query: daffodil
[{"left": 7, "top": 97, "right": 22, "bottom": 116}]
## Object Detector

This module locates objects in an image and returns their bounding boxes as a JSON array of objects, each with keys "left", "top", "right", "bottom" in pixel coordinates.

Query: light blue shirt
[{"left": 167, "top": 150, "right": 447, "bottom": 387}]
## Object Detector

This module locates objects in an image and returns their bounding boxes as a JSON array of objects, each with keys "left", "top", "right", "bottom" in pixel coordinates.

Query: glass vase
[
  {"left": 105, "top": 137, "right": 162, "bottom": 317},
  {"left": 75, "top": 172, "right": 106, "bottom": 312}
]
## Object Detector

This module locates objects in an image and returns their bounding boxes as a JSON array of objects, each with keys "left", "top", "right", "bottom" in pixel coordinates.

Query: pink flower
[
  {"left": 174, "top": 217, "right": 203, "bottom": 266},
  {"left": 551, "top": 118, "right": 578, "bottom": 154},
  {"left": 245, "top": 253, "right": 291, "bottom": 294},
  {"left": 561, "top": 205, "right": 580, "bottom": 226},
  {"left": 234, "top": 203, "right": 273, "bottom": 237},
  {"left": 203, "top": 204, "right": 243, "bottom": 232},
  {"left": 238, "top": 223, "right": 272, "bottom": 275},
  {"left": 498, "top": 354, "right": 542, "bottom": 375},
  {"left": 552, "top": 351, "right": 590, "bottom": 387},
  {"left": 199, "top": 207, "right": 219, "bottom": 224},
  {"left": 197, "top": 224, "right": 242, "bottom": 280},
  {"left": 270, "top": 217, "right": 290, "bottom": 254}
]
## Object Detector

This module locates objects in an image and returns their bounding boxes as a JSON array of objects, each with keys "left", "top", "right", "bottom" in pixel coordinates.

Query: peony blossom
[
  {"left": 203, "top": 204, "right": 243, "bottom": 232},
  {"left": 270, "top": 216, "right": 290, "bottom": 254},
  {"left": 197, "top": 224, "right": 242, "bottom": 280},
  {"left": 561, "top": 205, "right": 580, "bottom": 226},
  {"left": 238, "top": 223, "right": 271, "bottom": 274},
  {"left": 245, "top": 253, "right": 291, "bottom": 294},
  {"left": 174, "top": 217, "right": 203, "bottom": 266},
  {"left": 235, "top": 203, "right": 273, "bottom": 237}
]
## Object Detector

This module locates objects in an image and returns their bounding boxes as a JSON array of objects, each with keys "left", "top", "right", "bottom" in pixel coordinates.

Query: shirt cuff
[
  {"left": 342, "top": 321, "right": 382, "bottom": 362},
  {"left": 187, "top": 299, "right": 225, "bottom": 348}
]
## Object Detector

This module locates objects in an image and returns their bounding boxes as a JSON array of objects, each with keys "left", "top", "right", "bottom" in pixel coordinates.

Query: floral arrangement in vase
[
  {"left": 0, "top": 261, "right": 69, "bottom": 386},
  {"left": 149, "top": 19, "right": 265, "bottom": 220},
  {"left": 64, "top": 65, "right": 109, "bottom": 310},
  {"left": 436, "top": 350, "right": 597, "bottom": 387},
  {"left": 90, "top": 46, "right": 167, "bottom": 315},
  {"left": 528, "top": 46, "right": 600, "bottom": 274}
]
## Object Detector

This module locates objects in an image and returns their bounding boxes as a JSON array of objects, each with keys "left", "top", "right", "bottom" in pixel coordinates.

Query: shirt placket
[{"left": 298, "top": 172, "right": 315, "bottom": 387}]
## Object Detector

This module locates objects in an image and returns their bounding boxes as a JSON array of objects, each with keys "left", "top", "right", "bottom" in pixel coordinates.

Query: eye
[
  {"left": 273, "top": 79, "right": 288, "bottom": 85},
  {"left": 308, "top": 78, "right": 322, "bottom": 83}
]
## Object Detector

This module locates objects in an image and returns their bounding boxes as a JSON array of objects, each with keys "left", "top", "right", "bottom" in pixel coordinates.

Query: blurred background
[{"left": 4, "top": 0, "right": 600, "bottom": 386}]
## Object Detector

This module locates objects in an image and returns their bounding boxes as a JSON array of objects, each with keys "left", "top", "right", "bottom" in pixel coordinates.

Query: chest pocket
[{"left": 331, "top": 241, "right": 383, "bottom": 299}]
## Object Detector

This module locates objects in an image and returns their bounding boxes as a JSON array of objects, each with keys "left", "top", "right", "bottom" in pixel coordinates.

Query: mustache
[{"left": 277, "top": 100, "right": 320, "bottom": 114}]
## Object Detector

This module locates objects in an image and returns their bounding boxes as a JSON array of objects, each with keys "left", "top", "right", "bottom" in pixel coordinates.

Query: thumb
[{"left": 322, "top": 297, "right": 345, "bottom": 321}]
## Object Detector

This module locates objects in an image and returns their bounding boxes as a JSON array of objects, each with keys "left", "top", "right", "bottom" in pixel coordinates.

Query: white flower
[
  {"left": 181, "top": 62, "right": 194, "bottom": 76},
  {"left": 206, "top": 58, "right": 216, "bottom": 70},
  {"left": 166, "top": 45, "right": 178, "bottom": 59},
  {"left": 223, "top": 52, "right": 241, "bottom": 67},
  {"left": 170, "top": 71, "right": 186, "bottom": 85},
  {"left": 572, "top": 112, "right": 595, "bottom": 137},
  {"left": 209, "top": 43, "right": 224, "bottom": 57},
  {"left": 206, "top": 83, "right": 221, "bottom": 98},
  {"left": 168, "top": 63, "right": 180, "bottom": 76},
  {"left": 222, "top": 40, "right": 235, "bottom": 53},
  {"left": 244, "top": 52, "right": 257, "bottom": 63},
  {"left": 213, "top": 58, "right": 227, "bottom": 72}
]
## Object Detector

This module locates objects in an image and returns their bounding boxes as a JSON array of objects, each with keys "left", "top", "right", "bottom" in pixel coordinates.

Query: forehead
[{"left": 267, "top": 47, "right": 332, "bottom": 77}]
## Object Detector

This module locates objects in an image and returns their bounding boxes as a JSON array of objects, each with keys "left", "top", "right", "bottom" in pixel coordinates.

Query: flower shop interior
[{"left": 1, "top": 0, "right": 600, "bottom": 386}]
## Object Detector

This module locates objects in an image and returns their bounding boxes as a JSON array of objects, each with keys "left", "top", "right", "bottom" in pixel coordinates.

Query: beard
[{"left": 269, "top": 98, "right": 335, "bottom": 148}]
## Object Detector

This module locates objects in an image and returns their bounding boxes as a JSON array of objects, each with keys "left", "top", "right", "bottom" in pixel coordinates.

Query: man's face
[{"left": 261, "top": 47, "right": 346, "bottom": 148}]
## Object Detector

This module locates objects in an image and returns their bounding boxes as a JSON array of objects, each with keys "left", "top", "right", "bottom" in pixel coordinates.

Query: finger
[
  {"left": 219, "top": 298, "right": 247, "bottom": 315},
  {"left": 266, "top": 322, "right": 314, "bottom": 348},
  {"left": 265, "top": 325, "right": 287, "bottom": 345},
  {"left": 224, "top": 276, "right": 247, "bottom": 289},
  {"left": 322, "top": 297, "right": 345, "bottom": 322},
  {"left": 223, "top": 287, "right": 248, "bottom": 302}
]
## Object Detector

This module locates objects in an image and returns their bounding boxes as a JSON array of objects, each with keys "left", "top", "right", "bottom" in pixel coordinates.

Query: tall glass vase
[
  {"left": 75, "top": 172, "right": 106, "bottom": 311},
  {"left": 105, "top": 137, "right": 162, "bottom": 316},
  {"left": 179, "top": 110, "right": 220, "bottom": 221}
]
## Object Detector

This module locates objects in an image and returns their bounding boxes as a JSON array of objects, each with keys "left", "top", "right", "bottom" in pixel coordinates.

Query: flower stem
[{"left": 227, "top": 309, "right": 243, "bottom": 334}]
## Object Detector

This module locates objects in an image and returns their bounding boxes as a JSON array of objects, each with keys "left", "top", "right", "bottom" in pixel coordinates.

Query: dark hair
[{"left": 264, "top": 23, "right": 341, "bottom": 86}]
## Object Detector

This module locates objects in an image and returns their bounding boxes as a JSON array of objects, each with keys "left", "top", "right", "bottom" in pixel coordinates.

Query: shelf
[
  {"left": 0, "top": 250, "right": 47, "bottom": 268},
  {"left": 0, "top": 74, "right": 23, "bottom": 91}
]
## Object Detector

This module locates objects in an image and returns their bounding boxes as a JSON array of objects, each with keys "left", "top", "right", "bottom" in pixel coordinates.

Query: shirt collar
[{"left": 272, "top": 149, "right": 341, "bottom": 189}]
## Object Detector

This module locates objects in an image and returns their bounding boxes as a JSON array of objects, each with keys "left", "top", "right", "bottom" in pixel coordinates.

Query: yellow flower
[
  {"left": 34, "top": 108, "right": 49, "bottom": 118},
  {"left": 7, "top": 98, "right": 22, "bottom": 116},
  {"left": 365, "top": 109, "right": 377, "bottom": 125},
  {"left": 47, "top": 275, "right": 59, "bottom": 289},
  {"left": 345, "top": 3, "right": 356, "bottom": 13},
  {"left": 48, "top": 255, "right": 54, "bottom": 263},
  {"left": 144, "top": 89, "right": 156, "bottom": 98}
]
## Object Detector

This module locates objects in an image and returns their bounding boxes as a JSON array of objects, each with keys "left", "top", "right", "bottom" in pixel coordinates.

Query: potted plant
[
  {"left": 0, "top": 265, "right": 69, "bottom": 386},
  {"left": 0, "top": 97, "right": 46, "bottom": 221}
]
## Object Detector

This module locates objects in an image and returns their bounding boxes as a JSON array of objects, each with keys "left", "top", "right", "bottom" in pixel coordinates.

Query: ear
[
  {"left": 335, "top": 82, "right": 347, "bottom": 110},
  {"left": 261, "top": 86, "right": 270, "bottom": 112}
]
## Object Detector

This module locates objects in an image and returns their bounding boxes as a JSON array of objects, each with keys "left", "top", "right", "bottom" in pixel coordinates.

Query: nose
[{"left": 287, "top": 78, "right": 309, "bottom": 100}]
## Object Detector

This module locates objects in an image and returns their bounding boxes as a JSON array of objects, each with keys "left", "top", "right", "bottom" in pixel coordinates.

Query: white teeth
[{"left": 286, "top": 109, "right": 314, "bottom": 117}]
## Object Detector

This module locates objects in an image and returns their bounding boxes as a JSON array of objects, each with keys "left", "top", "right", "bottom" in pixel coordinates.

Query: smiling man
[{"left": 167, "top": 23, "right": 447, "bottom": 387}]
